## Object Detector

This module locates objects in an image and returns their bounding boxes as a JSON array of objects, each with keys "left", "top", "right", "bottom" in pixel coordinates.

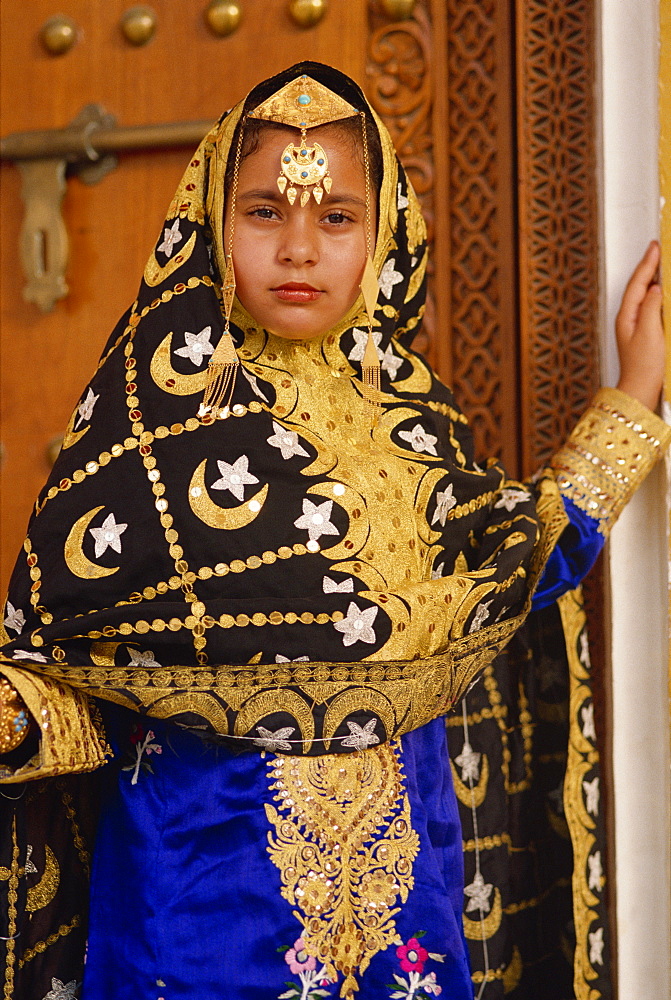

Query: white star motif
[
  {"left": 75, "top": 387, "right": 99, "bottom": 429},
  {"left": 174, "top": 326, "right": 214, "bottom": 367},
  {"left": 588, "top": 926, "right": 605, "bottom": 966},
  {"left": 583, "top": 776, "right": 600, "bottom": 816},
  {"left": 253, "top": 725, "right": 295, "bottom": 752},
  {"left": 334, "top": 601, "right": 378, "bottom": 647},
  {"left": 397, "top": 182, "right": 409, "bottom": 210},
  {"left": 348, "top": 327, "right": 383, "bottom": 363},
  {"left": 128, "top": 648, "right": 161, "bottom": 669},
  {"left": 579, "top": 630, "right": 591, "bottom": 668},
  {"left": 12, "top": 649, "right": 48, "bottom": 663},
  {"left": 241, "top": 367, "right": 269, "bottom": 402},
  {"left": 469, "top": 599, "right": 493, "bottom": 634},
  {"left": 381, "top": 344, "right": 403, "bottom": 380},
  {"left": 341, "top": 718, "right": 380, "bottom": 750},
  {"left": 3, "top": 601, "right": 25, "bottom": 634},
  {"left": 378, "top": 257, "right": 404, "bottom": 299},
  {"left": 275, "top": 654, "right": 310, "bottom": 663},
  {"left": 587, "top": 850, "right": 603, "bottom": 892},
  {"left": 431, "top": 562, "right": 445, "bottom": 580},
  {"left": 294, "top": 499, "right": 339, "bottom": 543},
  {"left": 455, "top": 741, "right": 481, "bottom": 783},
  {"left": 43, "top": 980, "right": 81, "bottom": 1000},
  {"left": 267, "top": 421, "right": 309, "bottom": 461},
  {"left": 157, "top": 218, "right": 182, "bottom": 258},
  {"left": 464, "top": 871, "right": 494, "bottom": 913},
  {"left": 494, "top": 488, "right": 532, "bottom": 512},
  {"left": 581, "top": 703, "right": 596, "bottom": 741},
  {"left": 398, "top": 423, "right": 438, "bottom": 455},
  {"left": 211, "top": 455, "right": 259, "bottom": 501},
  {"left": 431, "top": 484, "right": 457, "bottom": 526},
  {"left": 89, "top": 512, "right": 127, "bottom": 559},
  {"left": 322, "top": 576, "right": 354, "bottom": 594}
]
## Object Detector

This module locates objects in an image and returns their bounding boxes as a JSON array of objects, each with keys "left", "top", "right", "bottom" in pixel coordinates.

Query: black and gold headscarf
[{"left": 0, "top": 63, "right": 567, "bottom": 773}]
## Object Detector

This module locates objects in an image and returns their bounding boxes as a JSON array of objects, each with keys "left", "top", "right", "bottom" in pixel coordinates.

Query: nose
[{"left": 278, "top": 209, "right": 319, "bottom": 267}]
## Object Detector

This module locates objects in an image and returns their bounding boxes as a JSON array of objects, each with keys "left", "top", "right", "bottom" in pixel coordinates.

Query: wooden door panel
[{"left": 0, "top": 0, "right": 367, "bottom": 588}]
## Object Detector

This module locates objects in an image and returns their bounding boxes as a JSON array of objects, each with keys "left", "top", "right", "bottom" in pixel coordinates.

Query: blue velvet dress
[{"left": 82, "top": 499, "right": 601, "bottom": 1000}]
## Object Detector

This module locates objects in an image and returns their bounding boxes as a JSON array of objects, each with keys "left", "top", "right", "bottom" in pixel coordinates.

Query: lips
[{"left": 272, "top": 282, "right": 322, "bottom": 303}]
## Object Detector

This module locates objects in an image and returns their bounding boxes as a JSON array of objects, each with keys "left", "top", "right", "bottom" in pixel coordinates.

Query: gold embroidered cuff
[
  {"left": 0, "top": 664, "right": 109, "bottom": 783},
  {"left": 550, "top": 387, "right": 671, "bottom": 534}
]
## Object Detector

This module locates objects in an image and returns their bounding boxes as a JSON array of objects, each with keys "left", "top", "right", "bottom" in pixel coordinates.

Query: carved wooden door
[{"left": 1, "top": 0, "right": 600, "bottom": 595}]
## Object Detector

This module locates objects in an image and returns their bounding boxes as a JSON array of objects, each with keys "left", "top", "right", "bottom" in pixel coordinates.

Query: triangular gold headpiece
[{"left": 247, "top": 75, "right": 358, "bottom": 129}]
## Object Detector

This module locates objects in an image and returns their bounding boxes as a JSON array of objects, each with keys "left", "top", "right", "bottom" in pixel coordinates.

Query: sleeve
[
  {"left": 532, "top": 387, "right": 671, "bottom": 610},
  {"left": 0, "top": 664, "right": 109, "bottom": 783}
]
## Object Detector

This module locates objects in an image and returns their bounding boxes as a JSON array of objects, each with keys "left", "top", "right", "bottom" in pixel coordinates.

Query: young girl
[{"left": 0, "top": 62, "right": 667, "bottom": 1000}]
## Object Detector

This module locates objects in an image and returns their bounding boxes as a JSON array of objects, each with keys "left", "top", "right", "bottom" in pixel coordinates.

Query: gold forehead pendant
[{"left": 248, "top": 75, "right": 358, "bottom": 207}]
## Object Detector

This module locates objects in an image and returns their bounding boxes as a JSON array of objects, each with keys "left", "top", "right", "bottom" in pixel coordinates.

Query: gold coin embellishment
[{"left": 155, "top": 499, "right": 168, "bottom": 512}]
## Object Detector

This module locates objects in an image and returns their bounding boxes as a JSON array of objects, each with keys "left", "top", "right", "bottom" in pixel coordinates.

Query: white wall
[{"left": 598, "top": 1, "right": 670, "bottom": 996}]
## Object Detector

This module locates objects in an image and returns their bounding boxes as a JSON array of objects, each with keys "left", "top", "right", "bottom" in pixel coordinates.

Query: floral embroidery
[
  {"left": 398, "top": 424, "right": 438, "bottom": 456},
  {"left": 268, "top": 422, "right": 310, "bottom": 460},
  {"left": 157, "top": 218, "right": 182, "bottom": 257},
  {"left": 128, "top": 647, "right": 161, "bottom": 668},
  {"left": 122, "top": 724, "right": 162, "bottom": 785},
  {"left": 468, "top": 600, "right": 493, "bottom": 634},
  {"left": 294, "top": 499, "right": 339, "bottom": 544},
  {"left": 388, "top": 933, "right": 445, "bottom": 998},
  {"left": 431, "top": 485, "right": 456, "bottom": 527},
  {"left": 254, "top": 725, "right": 296, "bottom": 752},
  {"left": 41, "top": 979, "right": 80, "bottom": 1000},
  {"left": 174, "top": 325, "right": 214, "bottom": 366},
  {"left": 340, "top": 718, "right": 380, "bottom": 750},
  {"left": 322, "top": 575, "right": 354, "bottom": 594},
  {"left": 89, "top": 512, "right": 127, "bottom": 558},
  {"left": 494, "top": 487, "right": 531, "bottom": 511},
  {"left": 211, "top": 455, "right": 259, "bottom": 500},
  {"left": 75, "top": 387, "right": 99, "bottom": 428},
  {"left": 378, "top": 258, "right": 404, "bottom": 299},
  {"left": 333, "top": 601, "right": 378, "bottom": 646},
  {"left": 464, "top": 872, "right": 494, "bottom": 914},
  {"left": 12, "top": 649, "right": 48, "bottom": 663},
  {"left": 3, "top": 601, "right": 25, "bottom": 634},
  {"left": 277, "top": 936, "right": 335, "bottom": 999}
]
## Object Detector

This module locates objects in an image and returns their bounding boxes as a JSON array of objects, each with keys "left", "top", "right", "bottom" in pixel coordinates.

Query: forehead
[{"left": 238, "top": 124, "right": 366, "bottom": 190}]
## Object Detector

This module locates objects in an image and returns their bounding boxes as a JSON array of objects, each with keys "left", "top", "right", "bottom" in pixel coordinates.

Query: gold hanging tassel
[
  {"left": 199, "top": 258, "right": 239, "bottom": 419},
  {"left": 359, "top": 254, "right": 381, "bottom": 421}
]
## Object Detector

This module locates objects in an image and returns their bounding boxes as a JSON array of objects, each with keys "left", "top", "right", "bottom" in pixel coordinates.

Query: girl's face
[{"left": 224, "top": 125, "right": 375, "bottom": 340}]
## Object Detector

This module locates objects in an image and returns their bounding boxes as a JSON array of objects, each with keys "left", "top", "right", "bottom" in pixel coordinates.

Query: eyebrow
[{"left": 237, "top": 188, "right": 367, "bottom": 210}]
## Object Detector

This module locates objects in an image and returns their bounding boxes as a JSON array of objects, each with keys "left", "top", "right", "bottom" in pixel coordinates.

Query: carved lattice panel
[{"left": 516, "top": 0, "right": 600, "bottom": 474}]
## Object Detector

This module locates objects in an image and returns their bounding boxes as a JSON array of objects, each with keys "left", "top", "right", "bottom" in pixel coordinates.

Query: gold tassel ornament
[{"left": 199, "top": 257, "right": 240, "bottom": 419}]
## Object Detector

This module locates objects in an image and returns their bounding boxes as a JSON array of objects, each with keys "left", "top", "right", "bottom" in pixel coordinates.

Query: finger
[
  {"left": 637, "top": 281, "right": 664, "bottom": 333},
  {"left": 617, "top": 241, "right": 661, "bottom": 333}
]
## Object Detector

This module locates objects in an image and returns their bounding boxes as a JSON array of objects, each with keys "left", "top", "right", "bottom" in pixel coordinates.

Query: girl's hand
[{"left": 616, "top": 240, "right": 665, "bottom": 411}]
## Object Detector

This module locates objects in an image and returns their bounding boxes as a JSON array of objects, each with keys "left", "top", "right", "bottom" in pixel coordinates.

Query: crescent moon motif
[
  {"left": 188, "top": 460, "right": 268, "bottom": 530},
  {"left": 61, "top": 405, "right": 90, "bottom": 450},
  {"left": 144, "top": 229, "right": 197, "bottom": 287},
  {"left": 26, "top": 844, "right": 60, "bottom": 913},
  {"left": 64, "top": 507, "right": 120, "bottom": 579},
  {"left": 150, "top": 332, "right": 210, "bottom": 396},
  {"left": 463, "top": 887, "right": 503, "bottom": 941},
  {"left": 450, "top": 754, "right": 490, "bottom": 809}
]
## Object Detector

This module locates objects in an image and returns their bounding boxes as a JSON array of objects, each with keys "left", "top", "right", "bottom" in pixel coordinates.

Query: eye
[
  {"left": 249, "top": 206, "right": 279, "bottom": 221},
  {"left": 323, "top": 211, "right": 354, "bottom": 226}
]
